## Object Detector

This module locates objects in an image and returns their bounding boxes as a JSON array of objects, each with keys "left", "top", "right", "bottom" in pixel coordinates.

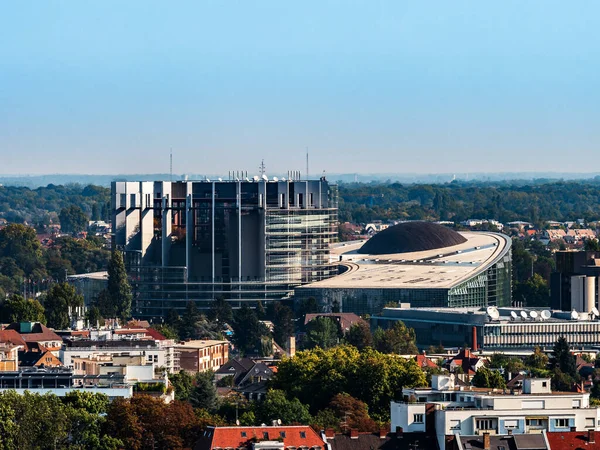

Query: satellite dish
[
  {"left": 277, "top": 419, "right": 282, "bottom": 425},
  {"left": 541, "top": 310, "right": 552, "bottom": 320},
  {"left": 261, "top": 174, "right": 268, "bottom": 181},
  {"left": 245, "top": 177, "right": 250, "bottom": 182},
  {"left": 520, "top": 311, "right": 528, "bottom": 320},
  {"left": 529, "top": 310, "right": 538, "bottom": 319},
  {"left": 218, "top": 177, "right": 222, "bottom": 182},
  {"left": 253, "top": 176, "right": 259, "bottom": 182},
  {"left": 571, "top": 310, "right": 579, "bottom": 320},
  {"left": 272, "top": 177, "right": 279, "bottom": 182},
  {"left": 281, "top": 177, "right": 286, "bottom": 181},
  {"left": 206, "top": 178, "right": 211, "bottom": 182},
  {"left": 592, "top": 307, "right": 600, "bottom": 317},
  {"left": 510, "top": 311, "right": 518, "bottom": 320},
  {"left": 235, "top": 177, "right": 239, "bottom": 182},
  {"left": 487, "top": 306, "right": 500, "bottom": 320}
]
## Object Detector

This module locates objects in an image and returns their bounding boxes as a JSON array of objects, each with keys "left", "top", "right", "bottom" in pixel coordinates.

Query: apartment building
[
  {"left": 174, "top": 340, "right": 229, "bottom": 372},
  {"left": 391, "top": 375, "right": 600, "bottom": 450}
]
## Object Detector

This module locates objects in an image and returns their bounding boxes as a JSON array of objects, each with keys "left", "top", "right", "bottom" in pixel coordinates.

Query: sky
[{"left": 1, "top": 1, "right": 599, "bottom": 176}]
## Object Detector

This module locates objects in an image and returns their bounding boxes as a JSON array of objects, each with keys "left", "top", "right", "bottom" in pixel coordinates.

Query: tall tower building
[{"left": 112, "top": 178, "right": 338, "bottom": 318}]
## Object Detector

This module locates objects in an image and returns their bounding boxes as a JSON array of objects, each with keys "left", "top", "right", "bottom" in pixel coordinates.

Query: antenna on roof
[
  {"left": 259, "top": 159, "right": 266, "bottom": 176},
  {"left": 170, "top": 149, "right": 173, "bottom": 181},
  {"left": 306, "top": 148, "right": 309, "bottom": 179}
]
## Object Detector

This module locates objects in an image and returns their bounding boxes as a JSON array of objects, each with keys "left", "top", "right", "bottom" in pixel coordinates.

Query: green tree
[
  {"left": 0, "top": 294, "right": 46, "bottom": 324},
  {"left": 585, "top": 239, "right": 600, "bottom": 251},
  {"left": 168, "top": 371, "right": 196, "bottom": 402},
  {"left": 525, "top": 347, "right": 549, "bottom": 370},
  {"left": 43, "top": 282, "right": 84, "bottom": 329},
  {"left": 305, "top": 316, "right": 339, "bottom": 349},
  {"left": 372, "top": 321, "right": 418, "bottom": 354},
  {"left": 328, "top": 393, "right": 378, "bottom": 432},
  {"left": 85, "top": 305, "right": 103, "bottom": 328},
  {"left": 256, "top": 389, "right": 312, "bottom": 425},
  {"left": 232, "top": 305, "right": 271, "bottom": 356},
  {"left": 104, "top": 250, "right": 132, "bottom": 320},
  {"left": 551, "top": 337, "right": 577, "bottom": 378},
  {"left": 180, "top": 301, "right": 202, "bottom": 340},
  {"left": 189, "top": 371, "right": 219, "bottom": 412},
  {"left": 272, "top": 302, "right": 295, "bottom": 349},
  {"left": 472, "top": 367, "right": 506, "bottom": 389},
  {"left": 345, "top": 321, "right": 373, "bottom": 350},
  {"left": 208, "top": 297, "right": 233, "bottom": 324},
  {"left": 59, "top": 205, "right": 88, "bottom": 234}
]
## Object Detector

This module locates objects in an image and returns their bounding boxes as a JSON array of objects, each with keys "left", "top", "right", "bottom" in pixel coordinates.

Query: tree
[
  {"left": 305, "top": 316, "right": 339, "bottom": 349},
  {"left": 105, "top": 250, "right": 132, "bottom": 320},
  {"left": 328, "top": 393, "right": 378, "bottom": 432},
  {"left": 43, "top": 282, "right": 84, "bottom": 329},
  {"left": 169, "top": 371, "right": 196, "bottom": 402},
  {"left": 0, "top": 294, "right": 46, "bottom": 324},
  {"left": 472, "top": 367, "right": 506, "bottom": 389},
  {"left": 525, "top": 347, "right": 549, "bottom": 370},
  {"left": 272, "top": 303, "right": 295, "bottom": 349},
  {"left": 231, "top": 305, "right": 271, "bottom": 356},
  {"left": 256, "top": 389, "right": 312, "bottom": 425},
  {"left": 345, "top": 322, "right": 373, "bottom": 350},
  {"left": 515, "top": 274, "right": 550, "bottom": 308},
  {"left": 208, "top": 297, "right": 233, "bottom": 324},
  {"left": 372, "top": 321, "right": 418, "bottom": 354},
  {"left": 551, "top": 337, "right": 577, "bottom": 378},
  {"left": 272, "top": 345, "right": 426, "bottom": 419},
  {"left": 180, "top": 301, "right": 202, "bottom": 340},
  {"left": 189, "top": 371, "right": 219, "bottom": 412},
  {"left": 59, "top": 205, "right": 88, "bottom": 234},
  {"left": 585, "top": 239, "right": 600, "bottom": 252}
]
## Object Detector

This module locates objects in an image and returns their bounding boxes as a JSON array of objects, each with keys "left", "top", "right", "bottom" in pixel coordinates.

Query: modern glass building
[
  {"left": 295, "top": 222, "right": 512, "bottom": 316},
  {"left": 112, "top": 178, "right": 338, "bottom": 319}
]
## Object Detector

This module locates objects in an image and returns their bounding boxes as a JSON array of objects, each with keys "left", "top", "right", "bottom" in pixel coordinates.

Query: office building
[
  {"left": 372, "top": 305, "right": 600, "bottom": 350},
  {"left": 112, "top": 178, "right": 338, "bottom": 318},
  {"left": 296, "top": 222, "right": 512, "bottom": 315},
  {"left": 551, "top": 250, "right": 600, "bottom": 312}
]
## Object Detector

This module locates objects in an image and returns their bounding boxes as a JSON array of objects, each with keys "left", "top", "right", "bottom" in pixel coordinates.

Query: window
[
  {"left": 280, "top": 432, "right": 286, "bottom": 438},
  {"left": 476, "top": 419, "right": 494, "bottom": 430},
  {"left": 241, "top": 432, "right": 247, "bottom": 438},
  {"left": 450, "top": 420, "right": 461, "bottom": 430},
  {"left": 504, "top": 420, "right": 518, "bottom": 429},
  {"left": 573, "top": 400, "right": 581, "bottom": 409},
  {"left": 555, "top": 419, "right": 569, "bottom": 428},
  {"left": 526, "top": 419, "right": 541, "bottom": 427},
  {"left": 263, "top": 432, "right": 269, "bottom": 439},
  {"left": 586, "top": 418, "right": 595, "bottom": 428},
  {"left": 413, "top": 414, "right": 424, "bottom": 424},
  {"left": 542, "top": 381, "right": 548, "bottom": 388},
  {"left": 300, "top": 432, "right": 306, "bottom": 439}
]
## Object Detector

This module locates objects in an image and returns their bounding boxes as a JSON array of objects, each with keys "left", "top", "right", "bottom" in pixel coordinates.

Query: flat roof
[{"left": 303, "top": 232, "right": 510, "bottom": 290}]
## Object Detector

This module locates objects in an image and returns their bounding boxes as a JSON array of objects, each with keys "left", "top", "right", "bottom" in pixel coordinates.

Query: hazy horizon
[{"left": 2, "top": 1, "right": 599, "bottom": 175}]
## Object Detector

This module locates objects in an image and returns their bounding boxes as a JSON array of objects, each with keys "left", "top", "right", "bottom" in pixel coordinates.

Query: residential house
[
  {"left": 454, "top": 433, "right": 548, "bottom": 450},
  {"left": 19, "top": 350, "right": 62, "bottom": 368},
  {"left": 324, "top": 428, "right": 438, "bottom": 450},
  {"left": 4, "top": 322, "right": 63, "bottom": 356},
  {"left": 0, "top": 343, "right": 22, "bottom": 371},
  {"left": 195, "top": 426, "right": 325, "bottom": 450},
  {"left": 391, "top": 375, "right": 600, "bottom": 450},
  {"left": 304, "top": 313, "right": 368, "bottom": 334},
  {"left": 445, "top": 348, "right": 485, "bottom": 376},
  {"left": 565, "top": 229, "right": 597, "bottom": 245},
  {"left": 415, "top": 352, "right": 439, "bottom": 370}
]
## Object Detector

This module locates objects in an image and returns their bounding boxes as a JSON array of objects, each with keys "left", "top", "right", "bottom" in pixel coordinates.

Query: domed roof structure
[{"left": 357, "top": 222, "right": 467, "bottom": 255}]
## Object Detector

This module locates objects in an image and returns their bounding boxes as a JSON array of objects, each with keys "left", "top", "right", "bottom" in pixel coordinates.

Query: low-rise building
[
  {"left": 391, "top": 375, "right": 600, "bottom": 450},
  {"left": 174, "top": 340, "right": 229, "bottom": 373},
  {"left": 0, "top": 343, "right": 22, "bottom": 371},
  {"left": 3, "top": 322, "right": 62, "bottom": 356},
  {"left": 195, "top": 426, "right": 325, "bottom": 450}
]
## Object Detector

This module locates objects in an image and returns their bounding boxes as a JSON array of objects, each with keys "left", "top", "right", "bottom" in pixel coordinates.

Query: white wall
[{"left": 390, "top": 402, "right": 427, "bottom": 433}]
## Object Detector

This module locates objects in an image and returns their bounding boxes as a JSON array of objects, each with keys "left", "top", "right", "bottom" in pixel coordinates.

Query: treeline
[
  {"left": 0, "top": 390, "right": 205, "bottom": 450},
  {"left": 0, "top": 224, "right": 109, "bottom": 297},
  {"left": 0, "top": 184, "right": 110, "bottom": 225},
  {"left": 338, "top": 180, "right": 600, "bottom": 224}
]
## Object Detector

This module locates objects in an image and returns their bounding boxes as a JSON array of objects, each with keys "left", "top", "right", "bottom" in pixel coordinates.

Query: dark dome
[{"left": 358, "top": 222, "right": 467, "bottom": 255}]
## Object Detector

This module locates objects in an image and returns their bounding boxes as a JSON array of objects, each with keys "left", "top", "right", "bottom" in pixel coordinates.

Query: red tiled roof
[
  {"left": 0, "top": 330, "right": 27, "bottom": 347},
  {"left": 4, "top": 324, "right": 61, "bottom": 344},
  {"left": 144, "top": 328, "right": 167, "bottom": 341},
  {"left": 546, "top": 431, "right": 600, "bottom": 449},
  {"left": 206, "top": 426, "right": 325, "bottom": 449},
  {"left": 415, "top": 354, "right": 438, "bottom": 369}
]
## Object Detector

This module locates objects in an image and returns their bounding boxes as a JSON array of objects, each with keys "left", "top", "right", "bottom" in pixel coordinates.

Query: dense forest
[
  {"left": 338, "top": 180, "right": 600, "bottom": 225},
  {"left": 0, "top": 184, "right": 110, "bottom": 226}
]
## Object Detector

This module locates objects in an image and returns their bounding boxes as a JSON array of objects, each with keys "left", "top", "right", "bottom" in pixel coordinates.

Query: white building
[
  {"left": 391, "top": 375, "right": 600, "bottom": 450},
  {"left": 61, "top": 340, "right": 168, "bottom": 371}
]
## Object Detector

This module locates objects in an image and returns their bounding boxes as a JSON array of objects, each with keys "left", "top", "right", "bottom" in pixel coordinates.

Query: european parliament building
[{"left": 112, "top": 178, "right": 338, "bottom": 319}]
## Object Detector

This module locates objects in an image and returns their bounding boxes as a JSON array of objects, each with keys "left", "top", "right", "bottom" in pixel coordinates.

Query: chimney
[
  {"left": 395, "top": 427, "right": 403, "bottom": 438},
  {"left": 570, "top": 426, "right": 577, "bottom": 432},
  {"left": 589, "top": 430, "right": 596, "bottom": 443},
  {"left": 483, "top": 432, "right": 490, "bottom": 450},
  {"left": 379, "top": 428, "right": 387, "bottom": 439},
  {"left": 507, "top": 429, "right": 512, "bottom": 435},
  {"left": 472, "top": 326, "right": 478, "bottom": 352},
  {"left": 325, "top": 428, "right": 335, "bottom": 439},
  {"left": 350, "top": 428, "right": 359, "bottom": 439},
  {"left": 287, "top": 336, "right": 296, "bottom": 357}
]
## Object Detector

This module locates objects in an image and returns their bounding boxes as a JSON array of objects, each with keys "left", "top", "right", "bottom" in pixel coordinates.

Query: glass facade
[{"left": 113, "top": 179, "right": 338, "bottom": 319}]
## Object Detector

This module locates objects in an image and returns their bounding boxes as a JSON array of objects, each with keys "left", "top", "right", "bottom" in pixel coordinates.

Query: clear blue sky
[{"left": 1, "top": 1, "right": 599, "bottom": 175}]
